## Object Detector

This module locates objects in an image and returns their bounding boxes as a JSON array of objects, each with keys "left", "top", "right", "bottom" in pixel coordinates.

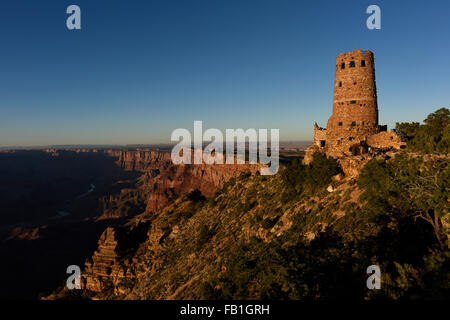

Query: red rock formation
[
  {"left": 83, "top": 227, "right": 131, "bottom": 292},
  {"left": 105, "top": 150, "right": 172, "bottom": 172},
  {"left": 80, "top": 150, "right": 260, "bottom": 292},
  {"left": 100, "top": 150, "right": 259, "bottom": 216}
]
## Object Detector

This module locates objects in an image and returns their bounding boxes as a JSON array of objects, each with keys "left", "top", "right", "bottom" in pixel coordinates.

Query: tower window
[
  {"left": 341, "top": 63, "right": 345, "bottom": 69},
  {"left": 361, "top": 60, "right": 366, "bottom": 67},
  {"left": 351, "top": 121, "right": 356, "bottom": 126},
  {"left": 338, "top": 81, "right": 342, "bottom": 87},
  {"left": 354, "top": 82, "right": 357, "bottom": 85},
  {"left": 349, "top": 137, "right": 354, "bottom": 141},
  {"left": 338, "top": 122, "right": 343, "bottom": 126},
  {"left": 320, "top": 140, "right": 326, "bottom": 147},
  {"left": 349, "top": 61, "right": 355, "bottom": 68},
  {"left": 350, "top": 100, "right": 356, "bottom": 104}
]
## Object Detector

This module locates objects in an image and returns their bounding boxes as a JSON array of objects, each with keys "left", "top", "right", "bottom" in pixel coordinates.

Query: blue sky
[{"left": 0, "top": 0, "right": 449, "bottom": 146}]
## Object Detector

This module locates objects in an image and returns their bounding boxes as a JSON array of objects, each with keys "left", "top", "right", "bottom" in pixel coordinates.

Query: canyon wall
[
  {"left": 99, "top": 150, "right": 259, "bottom": 216},
  {"left": 78, "top": 150, "right": 260, "bottom": 293}
]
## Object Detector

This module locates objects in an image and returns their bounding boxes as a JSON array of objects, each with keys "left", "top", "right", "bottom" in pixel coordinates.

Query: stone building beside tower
[{"left": 304, "top": 49, "right": 404, "bottom": 163}]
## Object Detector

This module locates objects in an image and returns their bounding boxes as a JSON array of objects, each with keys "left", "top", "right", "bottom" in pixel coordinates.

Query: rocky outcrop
[
  {"left": 338, "top": 156, "right": 370, "bottom": 177},
  {"left": 6, "top": 226, "right": 47, "bottom": 241},
  {"left": 82, "top": 224, "right": 149, "bottom": 294},
  {"left": 142, "top": 161, "right": 259, "bottom": 212},
  {"left": 62, "top": 150, "right": 261, "bottom": 293},
  {"left": 56, "top": 160, "right": 368, "bottom": 300},
  {"left": 99, "top": 150, "right": 260, "bottom": 217},
  {"left": 305, "top": 148, "right": 370, "bottom": 177},
  {"left": 303, "top": 144, "right": 320, "bottom": 164},
  {"left": 82, "top": 227, "right": 127, "bottom": 292}
]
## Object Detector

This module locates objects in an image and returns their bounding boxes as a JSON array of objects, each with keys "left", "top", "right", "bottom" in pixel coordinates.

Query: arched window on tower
[
  {"left": 361, "top": 60, "right": 366, "bottom": 67},
  {"left": 349, "top": 61, "right": 355, "bottom": 68},
  {"left": 341, "top": 62, "right": 345, "bottom": 69}
]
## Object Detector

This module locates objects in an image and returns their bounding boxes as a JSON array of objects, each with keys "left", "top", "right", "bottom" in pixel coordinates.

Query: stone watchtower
[
  {"left": 328, "top": 49, "right": 379, "bottom": 139},
  {"left": 305, "top": 49, "right": 404, "bottom": 163}
]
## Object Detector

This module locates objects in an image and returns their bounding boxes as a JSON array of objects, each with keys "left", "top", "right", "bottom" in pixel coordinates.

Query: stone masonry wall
[
  {"left": 325, "top": 49, "right": 379, "bottom": 156},
  {"left": 305, "top": 49, "right": 404, "bottom": 165}
]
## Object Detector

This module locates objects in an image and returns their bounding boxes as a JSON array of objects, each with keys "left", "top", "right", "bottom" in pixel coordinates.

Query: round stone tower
[
  {"left": 325, "top": 49, "right": 380, "bottom": 156},
  {"left": 304, "top": 49, "right": 405, "bottom": 164}
]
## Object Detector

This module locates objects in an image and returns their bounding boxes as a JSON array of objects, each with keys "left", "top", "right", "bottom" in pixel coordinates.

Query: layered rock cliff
[
  {"left": 98, "top": 150, "right": 259, "bottom": 218},
  {"left": 44, "top": 149, "right": 449, "bottom": 300},
  {"left": 105, "top": 150, "right": 172, "bottom": 172},
  {"left": 47, "top": 160, "right": 364, "bottom": 299},
  {"left": 68, "top": 150, "right": 260, "bottom": 294},
  {"left": 81, "top": 222, "right": 149, "bottom": 295}
]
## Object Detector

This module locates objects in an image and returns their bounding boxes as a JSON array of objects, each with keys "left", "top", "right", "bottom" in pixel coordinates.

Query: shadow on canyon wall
[{"left": 0, "top": 150, "right": 140, "bottom": 299}]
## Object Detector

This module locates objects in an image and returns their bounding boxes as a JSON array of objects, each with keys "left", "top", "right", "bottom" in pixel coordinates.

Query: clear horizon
[{"left": 1, "top": 0, "right": 449, "bottom": 147}]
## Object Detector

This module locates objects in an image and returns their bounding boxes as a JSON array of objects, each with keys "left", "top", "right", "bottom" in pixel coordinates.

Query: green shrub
[
  {"left": 281, "top": 152, "right": 341, "bottom": 202},
  {"left": 233, "top": 200, "right": 256, "bottom": 217},
  {"left": 239, "top": 170, "right": 252, "bottom": 180},
  {"left": 195, "top": 224, "right": 215, "bottom": 250},
  {"left": 261, "top": 216, "right": 280, "bottom": 230},
  {"left": 187, "top": 189, "right": 206, "bottom": 202},
  {"left": 358, "top": 153, "right": 449, "bottom": 249},
  {"left": 395, "top": 107, "right": 449, "bottom": 154}
]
